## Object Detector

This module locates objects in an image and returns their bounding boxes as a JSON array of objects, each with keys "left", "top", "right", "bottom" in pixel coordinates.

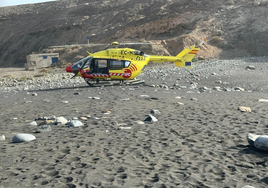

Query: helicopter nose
[{"left": 66, "top": 65, "right": 72, "bottom": 73}]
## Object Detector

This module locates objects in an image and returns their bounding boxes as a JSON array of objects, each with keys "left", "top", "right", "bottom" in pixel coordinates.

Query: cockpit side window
[{"left": 109, "top": 60, "right": 131, "bottom": 70}]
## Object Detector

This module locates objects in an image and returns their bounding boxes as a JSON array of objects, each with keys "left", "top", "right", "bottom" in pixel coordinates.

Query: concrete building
[{"left": 25, "top": 53, "right": 59, "bottom": 70}]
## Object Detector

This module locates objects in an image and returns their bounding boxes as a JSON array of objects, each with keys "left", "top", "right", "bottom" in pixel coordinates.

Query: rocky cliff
[{"left": 0, "top": 0, "right": 268, "bottom": 66}]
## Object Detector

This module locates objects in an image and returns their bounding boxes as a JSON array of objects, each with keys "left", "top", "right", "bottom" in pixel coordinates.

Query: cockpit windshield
[{"left": 71, "top": 57, "right": 92, "bottom": 71}]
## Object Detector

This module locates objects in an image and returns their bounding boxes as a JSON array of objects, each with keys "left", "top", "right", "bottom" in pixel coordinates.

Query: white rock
[
  {"left": 144, "top": 114, "right": 158, "bottom": 122},
  {"left": 254, "top": 135, "right": 268, "bottom": 151},
  {"left": 29, "top": 121, "right": 38, "bottom": 126},
  {"left": 93, "top": 97, "right": 100, "bottom": 100},
  {"left": 119, "top": 127, "right": 132, "bottom": 130},
  {"left": 150, "top": 109, "right": 161, "bottom": 116},
  {"left": 238, "top": 106, "right": 251, "bottom": 112},
  {"left": 139, "top": 95, "right": 150, "bottom": 98},
  {"left": 177, "top": 102, "right": 184, "bottom": 106},
  {"left": 55, "top": 116, "right": 68, "bottom": 125},
  {"left": 135, "top": 120, "right": 145, "bottom": 125},
  {"left": 258, "top": 99, "right": 268, "bottom": 102},
  {"left": 12, "top": 134, "right": 36, "bottom": 143},
  {"left": 0, "top": 135, "right": 5, "bottom": 141},
  {"left": 242, "top": 185, "right": 255, "bottom": 188},
  {"left": 247, "top": 133, "right": 259, "bottom": 147},
  {"left": 121, "top": 98, "right": 130, "bottom": 101},
  {"left": 68, "top": 120, "right": 83, "bottom": 127},
  {"left": 175, "top": 96, "right": 182, "bottom": 99}
]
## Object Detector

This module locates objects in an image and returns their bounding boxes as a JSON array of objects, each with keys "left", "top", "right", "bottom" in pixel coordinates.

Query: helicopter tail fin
[
  {"left": 174, "top": 39, "right": 206, "bottom": 68},
  {"left": 174, "top": 46, "right": 199, "bottom": 68}
]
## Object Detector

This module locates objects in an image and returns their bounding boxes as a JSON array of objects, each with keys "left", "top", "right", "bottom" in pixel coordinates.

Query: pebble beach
[{"left": 0, "top": 57, "right": 268, "bottom": 188}]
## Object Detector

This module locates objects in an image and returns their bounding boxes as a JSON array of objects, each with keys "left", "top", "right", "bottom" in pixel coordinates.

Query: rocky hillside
[{"left": 0, "top": 0, "right": 268, "bottom": 67}]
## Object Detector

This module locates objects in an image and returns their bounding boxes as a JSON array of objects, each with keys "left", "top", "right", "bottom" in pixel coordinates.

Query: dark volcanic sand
[{"left": 0, "top": 58, "right": 268, "bottom": 188}]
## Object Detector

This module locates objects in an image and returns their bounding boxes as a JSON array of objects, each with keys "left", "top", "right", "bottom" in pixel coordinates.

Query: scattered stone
[
  {"left": 198, "top": 56, "right": 205, "bottom": 60},
  {"left": 238, "top": 106, "right": 251, "bottom": 112},
  {"left": 79, "top": 117, "right": 87, "bottom": 120},
  {"left": 137, "top": 131, "right": 148, "bottom": 134},
  {"left": 150, "top": 109, "right": 161, "bottom": 116},
  {"left": 188, "top": 83, "right": 198, "bottom": 89},
  {"left": 258, "top": 99, "right": 268, "bottom": 102},
  {"left": 177, "top": 102, "right": 184, "bottom": 106},
  {"left": 135, "top": 120, "right": 145, "bottom": 125},
  {"left": 12, "top": 134, "right": 36, "bottom": 143},
  {"left": 0, "top": 135, "right": 5, "bottom": 141},
  {"left": 29, "top": 121, "right": 37, "bottom": 126},
  {"left": 199, "top": 86, "right": 210, "bottom": 93},
  {"left": 144, "top": 114, "right": 158, "bottom": 122},
  {"left": 223, "top": 87, "right": 232, "bottom": 92},
  {"left": 72, "top": 117, "right": 78, "bottom": 120},
  {"left": 151, "top": 97, "right": 158, "bottom": 100},
  {"left": 55, "top": 116, "right": 68, "bottom": 125},
  {"left": 213, "top": 86, "right": 221, "bottom": 91},
  {"left": 242, "top": 186, "right": 255, "bottom": 188},
  {"left": 36, "top": 125, "right": 52, "bottom": 133},
  {"left": 247, "top": 133, "right": 259, "bottom": 147},
  {"left": 222, "top": 82, "right": 230, "bottom": 85},
  {"left": 139, "top": 95, "right": 150, "bottom": 99},
  {"left": 62, "top": 101, "right": 68, "bottom": 104},
  {"left": 246, "top": 65, "right": 256, "bottom": 70},
  {"left": 111, "top": 121, "right": 118, "bottom": 125},
  {"left": 74, "top": 92, "right": 80, "bottom": 95},
  {"left": 191, "top": 98, "right": 197, "bottom": 101},
  {"left": 119, "top": 127, "right": 132, "bottom": 130},
  {"left": 118, "top": 123, "right": 128, "bottom": 126},
  {"left": 121, "top": 98, "right": 130, "bottom": 101},
  {"left": 254, "top": 135, "right": 268, "bottom": 151},
  {"left": 234, "top": 87, "right": 244, "bottom": 91},
  {"left": 32, "top": 93, "right": 38, "bottom": 96},
  {"left": 215, "top": 80, "right": 222, "bottom": 84},
  {"left": 175, "top": 96, "right": 182, "bottom": 99},
  {"left": 43, "top": 99, "right": 50, "bottom": 103},
  {"left": 68, "top": 120, "right": 83, "bottom": 127},
  {"left": 39, "top": 120, "right": 55, "bottom": 126},
  {"left": 93, "top": 97, "right": 100, "bottom": 100}
]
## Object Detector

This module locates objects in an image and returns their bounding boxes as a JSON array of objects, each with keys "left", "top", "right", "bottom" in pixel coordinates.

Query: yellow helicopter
[{"left": 52, "top": 40, "right": 206, "bottom": 86}]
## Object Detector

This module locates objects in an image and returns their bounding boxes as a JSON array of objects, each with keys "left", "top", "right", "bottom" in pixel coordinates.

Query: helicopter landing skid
[{"left": 84, "top": 78, "right": 145, "bottom": 87}]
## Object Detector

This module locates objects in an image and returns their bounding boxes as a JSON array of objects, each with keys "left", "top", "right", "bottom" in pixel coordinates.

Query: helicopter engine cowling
[{"left": 134, "top": 50, "right": 144, "bottom": 56}]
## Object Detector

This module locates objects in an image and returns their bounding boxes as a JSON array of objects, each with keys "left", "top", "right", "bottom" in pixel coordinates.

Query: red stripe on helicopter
[
  {"left": 189, "top": 50, "right": 198, "bottom": 54},
  {"left": 109, "top": 73, "right": 124, "bottom": 76},
  {"left": 131, "top": 64, "right": 137, "bottom": 71}
]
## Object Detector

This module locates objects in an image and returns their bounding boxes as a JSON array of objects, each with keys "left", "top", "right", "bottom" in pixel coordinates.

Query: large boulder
[
  {"left": 254, "top": 135, "right": 268, "bottom": 151},
  {"left": 247, "top": 133, "right": 259, "bottom": 147},
  {"left": 12, "top": 134, "right": 36, "bottom": 143}
]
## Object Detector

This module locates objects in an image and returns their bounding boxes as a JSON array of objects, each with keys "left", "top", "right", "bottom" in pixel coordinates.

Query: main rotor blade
[
  {"left": 119, "top": 42, "right": 162, "bottom": 45},
  {"left": 48, "top": 43, "right": 108, "bottom": 49}
]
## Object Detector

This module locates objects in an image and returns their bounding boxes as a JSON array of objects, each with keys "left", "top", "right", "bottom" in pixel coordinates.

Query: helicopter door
[{"left": 91, "top": 59, "right": 109, "bottom": 74}]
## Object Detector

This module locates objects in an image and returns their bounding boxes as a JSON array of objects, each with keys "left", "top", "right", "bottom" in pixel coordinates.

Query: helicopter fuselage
[
  {"left": 65, "top": 44, "right": 201, "bottom": 84},
  {"left": 66, "top": 47, "right": 152, "bottom": 80}
]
